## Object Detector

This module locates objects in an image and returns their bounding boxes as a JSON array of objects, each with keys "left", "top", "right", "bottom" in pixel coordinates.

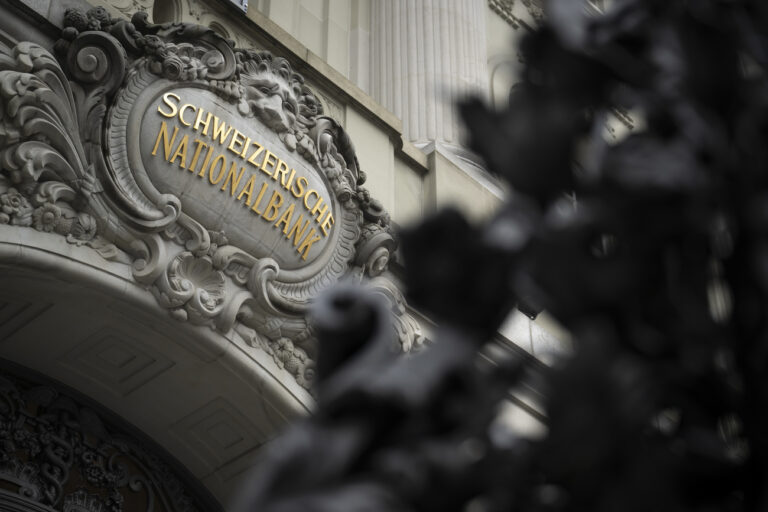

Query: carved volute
[
  {"left": 0, "top": 367, "right": 220, "bottom": 512},
  {"left": 0, "top": 6, "right": 424, "bottom": 394}
]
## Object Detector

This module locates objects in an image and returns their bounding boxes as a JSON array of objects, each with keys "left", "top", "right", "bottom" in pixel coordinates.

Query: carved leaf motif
[
  {"left": 0, "top": 370, "right": 207, "bottom": 511},
  {"left": 0, "top": 46, "right": 88, "bottom": 189},
  {"left": 0, "top": 40, "right": 127, "bottom": 260},
  {"left": 0, "top": 11, "right": 409, "bottom": 392},
  {"left": 0, "top": 40, "right": 123, "bottom": 250}
]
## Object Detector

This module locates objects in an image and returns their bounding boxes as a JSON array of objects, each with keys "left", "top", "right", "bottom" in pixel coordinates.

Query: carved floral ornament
[
  {"left": 0, "top": 370, "right": 214, "bottom": 511},
  {"left": 488, "top": 0, "right": 605, "bottom": 28},
  {"left": 0, "top": 7, "right": 424, "bottom": 391},
  {"left": 488, "top": 0, "right": 544, "bottom": 28}
]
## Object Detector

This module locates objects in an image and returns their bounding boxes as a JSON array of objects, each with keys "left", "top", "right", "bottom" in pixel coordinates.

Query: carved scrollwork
[
  {"left": 0, "top": 8, "right": 416, "bottom": 393},
  {"left": 212, "top": 245, "right": 256, "bottom": 285},
  {"left": 153, "top": 251, "right": 226, "bottom": 324},
  {"left": 368, "top": 276, "right": 427, "bottom": 353},
  {"left": 0, "top": 460, "right": 44, "bottom": 504},
  {"left": 104, "top": 64, "right": 182, "bottom": 231},
  {"left": 175, "top": 213, "right": 211, "bottom": 255},
  {"left": 310, "top": 116, "right": 362, "bottom": 187},
  {"left": 0, "top": 44, "right": 85, "bottom": 187},
  {"left": 0, "top": 370, "right": 211, "bottom": 511},
  {"left": 248, "top": 258, "right": 281, "bottom": 314},
  {"left": 130, "top": 233, "right": 167, "bottom": 283},
  {"left": 0, "top": 32, "right": 122, "bottom": 257},
  {"left": 66, "top": 31, "right": 127, "bottom": 94},
  {"left": 131, "top": 11, "right": 237, "bottom": 80},
  {"left": 355, "top": 223, "right": 397, "bottom": 278}
]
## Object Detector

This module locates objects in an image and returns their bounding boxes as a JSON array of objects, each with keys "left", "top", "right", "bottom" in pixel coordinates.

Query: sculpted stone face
[{"left": 243, "top": 73, "right": 300, "bottom": 134}]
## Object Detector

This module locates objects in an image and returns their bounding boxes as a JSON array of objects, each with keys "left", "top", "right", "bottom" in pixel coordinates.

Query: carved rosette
[{"left": 0, "top": 7, "right": 422, "bottom": 391}]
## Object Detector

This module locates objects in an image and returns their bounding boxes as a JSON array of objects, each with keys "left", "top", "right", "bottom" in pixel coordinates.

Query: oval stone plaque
[{"left": 139, "top": 88, "right": 337, "bottom": 270}]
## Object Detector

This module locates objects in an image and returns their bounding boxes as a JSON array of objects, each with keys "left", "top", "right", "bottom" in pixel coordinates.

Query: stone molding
[
  {"left": 488, "top": 0, "right": 522, "bottom": 28},
  {"left": 0, "top": 7, "right": 424, "bottom": 391}
]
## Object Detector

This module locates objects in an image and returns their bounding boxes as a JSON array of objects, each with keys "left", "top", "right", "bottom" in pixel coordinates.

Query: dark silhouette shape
[{"left": 239, "top": 1, "right": 768, "bottom": 510}]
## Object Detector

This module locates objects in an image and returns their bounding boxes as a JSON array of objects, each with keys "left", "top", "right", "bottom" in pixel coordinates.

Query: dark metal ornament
[{"left": 241, "top": 1, "right": 768, "bottom": 510}]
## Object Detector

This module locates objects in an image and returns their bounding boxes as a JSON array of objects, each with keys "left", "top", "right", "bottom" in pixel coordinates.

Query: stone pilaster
[{"left": 369, "top": 0, "right": 489, "bottom": 148}]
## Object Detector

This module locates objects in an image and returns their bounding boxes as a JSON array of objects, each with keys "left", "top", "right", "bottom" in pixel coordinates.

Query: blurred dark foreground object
[{"left": 237, "top": 1, "right": 768, "bottom": 510}]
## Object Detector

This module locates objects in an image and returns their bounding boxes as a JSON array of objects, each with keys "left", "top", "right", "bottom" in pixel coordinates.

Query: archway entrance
[{"left": 0, "top": 228, "right": 311, "bottom": 509}]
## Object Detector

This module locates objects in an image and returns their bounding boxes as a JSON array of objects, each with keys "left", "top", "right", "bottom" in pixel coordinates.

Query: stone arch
[{"left": 0, "top": 227, "right": 311, "bottom": 507}]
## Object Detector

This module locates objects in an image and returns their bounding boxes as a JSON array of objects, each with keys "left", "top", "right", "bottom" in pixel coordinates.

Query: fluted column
[{"left": 370, "top": 0, "right": 488, "bottom": 147}]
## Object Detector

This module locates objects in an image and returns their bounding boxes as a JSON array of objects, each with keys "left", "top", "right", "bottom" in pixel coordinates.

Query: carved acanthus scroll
[{"left": 0, "top": 7, "right": 423, "bottom": 392}]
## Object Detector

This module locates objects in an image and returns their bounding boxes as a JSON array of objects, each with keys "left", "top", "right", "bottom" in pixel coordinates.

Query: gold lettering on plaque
[{"left": 150, "top": 94, "right": 336, "bottom": 261}]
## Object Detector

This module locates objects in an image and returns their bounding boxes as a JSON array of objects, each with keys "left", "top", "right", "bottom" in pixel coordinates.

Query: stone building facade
[{"left": 0, "top": 0, "right": 572, "bottom": 510}]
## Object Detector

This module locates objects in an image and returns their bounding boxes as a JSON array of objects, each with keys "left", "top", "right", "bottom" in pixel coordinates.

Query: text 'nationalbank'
[{"left": 150, "top": 92, "right": 335, "bottom": 261}]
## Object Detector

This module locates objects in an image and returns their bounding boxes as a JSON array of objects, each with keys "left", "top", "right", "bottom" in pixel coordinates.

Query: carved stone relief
[
  {"left": 488, "top": 0, "right": 522, "bottom": 29},
  {"left": 104, "top": 0, "right": 153, "bottom": 19},
  {"left": 185, "top": 0, "right": 250, "bottom": 49},
  {"left": 488, "top": 0, "right": 545, "bottom": 29},
  {"left": 521, "top": 0, "right": 545, "bottom": 24},
  {"left": 314, "top": 90, "right": 346, "bottom": 129},
  {"left": 489, "top": 0, "right": 605, "bottom": 28},
  {"left": 0, "top": 367, "right": 218, "bottom": 511},
  {"left": 0, "top": 7, "right": 423, "bottom": 392}
]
